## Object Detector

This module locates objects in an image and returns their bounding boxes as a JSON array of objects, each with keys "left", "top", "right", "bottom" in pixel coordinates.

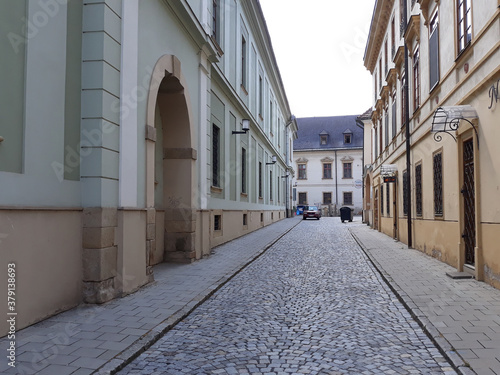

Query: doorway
[{"left": 462, "top": 138, "right": 475, "bottom": 267}]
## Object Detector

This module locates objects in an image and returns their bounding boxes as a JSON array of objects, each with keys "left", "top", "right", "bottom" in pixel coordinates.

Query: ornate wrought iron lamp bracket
[{"left": 431, "top": 106, "right": 479, "bottom": 149}]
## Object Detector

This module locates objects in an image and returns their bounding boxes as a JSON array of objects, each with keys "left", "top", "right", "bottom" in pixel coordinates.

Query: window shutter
[{"left": 429, "top": 27, "right": 439, "bottom": 90}]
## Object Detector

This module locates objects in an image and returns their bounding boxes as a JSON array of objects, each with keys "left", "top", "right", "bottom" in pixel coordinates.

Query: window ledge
[
  {"left": 211, "top": 186, "right": 223, "bottom": 193},
  {"left": 240, "top": 192, "right": 248, "bottom": 197}
]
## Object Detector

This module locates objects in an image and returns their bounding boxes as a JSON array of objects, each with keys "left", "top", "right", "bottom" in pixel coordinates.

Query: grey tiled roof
[{"left": 294, "top": 115, "right": 363, "bottom": 150}]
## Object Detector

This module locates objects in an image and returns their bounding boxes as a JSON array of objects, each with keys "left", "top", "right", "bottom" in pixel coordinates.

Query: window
[
  {"left": 391, "top": 17, "right": 396, "bottom": 59},
  {"left": 323, "top": 163, "right": 332, "bottom": 179},
  {"left": 258, "top": 162, "right": 263, "bottom": 198},
  {"left": 401, "top": 69, "right": 406, "bottom": 127},
  {"left": 214, "top": 214, "right": 221, "bottom": 231},
  {"left": 434, "top": 152, "right": 443, "bottom": 216},
  {"left": 400, "top": 0, "right": 406, "bottom": 37},
  {"left": 457, "top": 0, "right": 471, "bottom": 54},
  {"left": 243, "top": 213, "right": 247, "bottom": 226},
  {"left": 270, "top": 170, "right": 273, "bottom": 200},
  {"left": 391, "top": 95, "right": 397, "bottom": 139},
  {"left": 379, "top": 58, "right": 382, "bottom": 91},
  {"left": 212, "top": 124, "right": 220, "bottom": 187},
  {"left": 298, "top": 163, "right": 307, "bottom": 180},
  {"left": 277, "top": 176, "right": 280, "bottom": 203},
  {"left": 260, "top": 213, "right": 264, "bottom": 222},
  {"left": 323, "top": 192, "right": 332, "bottom": 205},
  {"left": 241, "top": 148, "right": 247, "bottom": 194},
  {"left": 374, "top": 76, "right": 378, "bottom": 102},
  {"left": 241, "top": 35, "right": 247, "bottom": 88},
  {"left": 212, "top": 0, "right": 220, "bottom": 45},
  {"left": 384, "top": 110, "right": 389, "bottom": 148},
  {"left": 374, "top": 127, "right": 378, "bottom": 159},
  {"left": 298, "top": 192, "right": 307, "bottom": 205},
  {"left": 258, "top": 76, "right": 263, "bottom": 117},
  {"left": 429, "top": 11, "right": 439, "bottom": 90},
  {"left": 320, "top": 135, "right": 328, "bottom": 145},
  {"left": 403, "top": 170, "right": 408, "bottom": 216},
  {"left": 416, "top": 163, "right": 422, "bottom": 216},
  {"left": 269, "top": 101, "right": 273, "bottom": 134},
  {"left": 343, "top": 163, "right": 352, "bottom": 179},
  {"left": 344, "top": 134, "right": 352, "bottom": 144},
  {"left": 343, "top": 192, "right": 353, "bottom": 206},
  {"left": 386, "top": 182, "right": 390, "bottom": 216},
  {"left": 384, "top": 39, "right": 388, "bottom": 76},
  {"left": 413, "top": 47, "right": 420, "bottom": 111},
  {"left": 381, "top": 184, "right": 384, "bottom": 215}
]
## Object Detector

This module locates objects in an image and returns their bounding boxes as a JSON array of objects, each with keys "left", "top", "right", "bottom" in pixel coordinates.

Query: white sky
[{"left": 259, "top": 0, "right": 376, "bottom": 118}]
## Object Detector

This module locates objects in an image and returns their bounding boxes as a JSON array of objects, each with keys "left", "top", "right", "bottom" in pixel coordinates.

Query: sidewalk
[
  {"left": 350, "top": 224, "right": 500, "bottom": 375},
  {"left": 0, "top": 217, "right": 302, "bottom": 375}
]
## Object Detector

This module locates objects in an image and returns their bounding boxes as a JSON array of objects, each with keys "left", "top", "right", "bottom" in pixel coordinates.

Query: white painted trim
[{"left": 119, "top": 0, "right": 139, "bottom": 207}]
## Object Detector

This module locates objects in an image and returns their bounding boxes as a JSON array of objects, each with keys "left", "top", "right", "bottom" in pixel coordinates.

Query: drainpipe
[
  {"left": 334, "top": 149, "right": 338, "bottom": 214},
  {"left": 356, "top": 118, "right": 365, "bottom": 222},
  {"left": 403, "top": 0, "right": 413, "bottom": 248}
]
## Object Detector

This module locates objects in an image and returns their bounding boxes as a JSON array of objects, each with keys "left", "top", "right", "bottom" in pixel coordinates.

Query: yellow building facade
[{"left": 363, "top": 0, "right": 500, "bottom": 287}]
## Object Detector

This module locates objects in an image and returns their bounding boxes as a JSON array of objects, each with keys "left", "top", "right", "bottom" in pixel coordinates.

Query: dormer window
[
  {"left": 319, "top": 130, "right": 329, "bottom": 145},
  {"left": 343, "top": 129, "right": 353, "bottom": 144}
]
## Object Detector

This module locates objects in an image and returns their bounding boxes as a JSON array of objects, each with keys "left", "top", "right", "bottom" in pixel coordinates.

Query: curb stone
[{"left": 349, "top": 229, "right": 475, "bottom": 375}]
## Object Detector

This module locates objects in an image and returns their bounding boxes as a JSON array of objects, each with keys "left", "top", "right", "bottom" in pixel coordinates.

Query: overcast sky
[{"left": 259, "top": 0, "right": 376, "bottom": 118}]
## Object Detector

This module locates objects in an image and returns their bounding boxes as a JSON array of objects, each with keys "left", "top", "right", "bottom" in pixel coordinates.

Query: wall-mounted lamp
[
  {"left": 232, "top": 119, "right": 250, "bottom": 135},
  {"left": 266, "top": 155, "right": 277, "bottom": 165}
]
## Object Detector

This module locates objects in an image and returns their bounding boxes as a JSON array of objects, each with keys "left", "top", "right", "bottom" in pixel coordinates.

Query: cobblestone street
[{"left": 118, "top": 218, "right": 456, "bottom": 375}]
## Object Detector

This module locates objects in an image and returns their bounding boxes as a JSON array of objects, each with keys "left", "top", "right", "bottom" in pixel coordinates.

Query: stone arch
[{"left": 145, "top": 55, "right": 198, "bottom": 266}]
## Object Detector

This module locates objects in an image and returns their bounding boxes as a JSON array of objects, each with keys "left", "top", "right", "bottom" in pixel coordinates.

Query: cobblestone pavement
[{"left": 118, "top": 218, "right": 457, "bottom": 375}]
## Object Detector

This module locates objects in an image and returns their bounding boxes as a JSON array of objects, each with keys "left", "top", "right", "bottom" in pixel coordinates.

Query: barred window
[
  {"left": 381, "top": 184, "right": 384, "bottom": 215},
  {"left": 214, "top": 214, "right": 221, "bottom": 231},
  {"left": 344, "top": 192, "right": 353, "bottom": 206},
  {"left": 386, "top": 182, "right": 390, "bottom": 216},
  {"left": 416, "top": 164, "right": 422, "bottom": 216},
  {"left": 403, "top": 170, "right": 408, "bottom": 216},
  {"left": 323, "top": 192, "right": 332, "bottom": 205},
  {"left": 434, "top": 153, "right": 443, "bottom": 216},
  {"left": 298, "top": 192, "right": 307, "bottom": 205},
  {"left": 212, "top": 124, "right": 220, "bottom": 187}
]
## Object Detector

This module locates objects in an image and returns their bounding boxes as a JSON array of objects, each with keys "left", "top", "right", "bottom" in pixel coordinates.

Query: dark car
[{"left": 302, "top": 205, "right": 321, "bottom": 220}]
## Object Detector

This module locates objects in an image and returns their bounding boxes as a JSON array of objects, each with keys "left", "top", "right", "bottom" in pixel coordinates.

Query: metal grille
[
  {"left": 381, "top": 185, "right": 384, "bottom": 215},
  {"left": 212, "top": 125, "right": 220, "bottom": 187},
  {"left": 386, "top": 182, "right": 391, "bottom": 216},
  {"left": 463, "top": 139, "right": 475, "bottom": 265},
  {"left": 415, "top": 164, "right": 422, "bottom": 216},
  {"left": 403, "top": 170, "right": 408, "bottom": 216},
  {"left": 433, "top": 153, "right": 443, "bottom": 216}
]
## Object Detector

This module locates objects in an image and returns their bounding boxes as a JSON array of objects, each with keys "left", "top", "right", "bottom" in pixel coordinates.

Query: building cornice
[{"left": 364, "top": 0, "right": 395, "bottom": 73}]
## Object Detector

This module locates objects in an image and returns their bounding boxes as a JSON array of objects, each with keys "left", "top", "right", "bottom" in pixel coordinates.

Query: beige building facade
[{"left": 363, "top": 0, "right": 500, "bottom": 288}]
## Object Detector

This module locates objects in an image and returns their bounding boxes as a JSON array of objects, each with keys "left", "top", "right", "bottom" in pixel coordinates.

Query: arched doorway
[{"left": 145, "top": 55, "right": 197, "bottom": 268}]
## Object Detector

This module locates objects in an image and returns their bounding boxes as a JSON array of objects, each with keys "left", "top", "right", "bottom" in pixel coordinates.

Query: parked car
[{"left": 302, "top": 205, "right": 321, "bottom": 220}]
